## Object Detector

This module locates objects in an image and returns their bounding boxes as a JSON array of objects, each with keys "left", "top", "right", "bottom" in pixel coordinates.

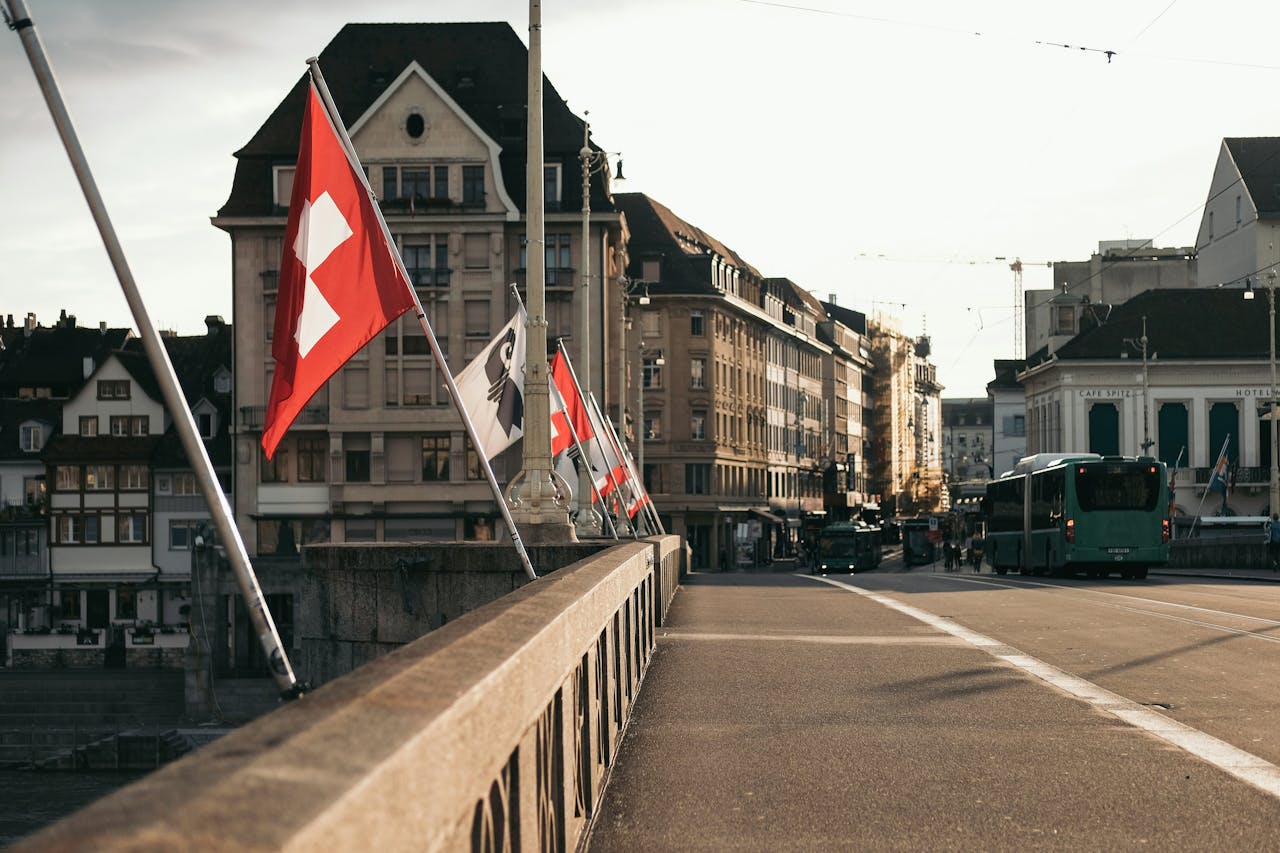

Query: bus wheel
[{"left": 995, "top": 566, "right": 1008, "bottom": 575}]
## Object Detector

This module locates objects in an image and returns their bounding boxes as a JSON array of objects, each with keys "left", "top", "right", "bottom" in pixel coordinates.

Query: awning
[
  {"left": 50, "top": 572, "right": 157, "bottom": 585},
  {"left": 749, "top": 508, "right": 784, "bottom": 524}
]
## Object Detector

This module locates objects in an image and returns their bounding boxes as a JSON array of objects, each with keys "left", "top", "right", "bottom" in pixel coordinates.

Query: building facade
[
  {"left": 941, "top": 397, "right": 994, "bottom": 489},
  {"left": 1195, "top": 137, "right": 1280, "bottom": 293},
  {"left": 213, "top": 23, "right": 627, "bottom": 554}
]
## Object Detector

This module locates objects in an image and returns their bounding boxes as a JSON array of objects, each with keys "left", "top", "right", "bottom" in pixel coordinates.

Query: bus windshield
[
  {"left": 1074, "top": 463, "right": 1160, "bottom": 511},
  {"left": 819, "top": 536, "right": 857, "bottom": 557}
]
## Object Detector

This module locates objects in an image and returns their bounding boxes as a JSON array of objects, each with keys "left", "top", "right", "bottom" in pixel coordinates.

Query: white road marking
[
  {"left": 659, "top": 630, "right": 966, "bottom": 646},
  {"left": 804, "top": 572, "right": 1280, "bottom": 801},
  {"left": 926, "top": 573, "right": 1280, "bottom": 642}
]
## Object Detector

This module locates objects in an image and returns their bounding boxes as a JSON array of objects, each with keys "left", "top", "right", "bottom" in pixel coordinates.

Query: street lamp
[
  {"left": 1123, "top": 316, "right": 1154, "bottom": 455},
  {"left": 1244, "top": 271, "right": 1280, "bottom": 513},
  {"left": 575, "top": 112, "right": 622, "bottom": 538}
]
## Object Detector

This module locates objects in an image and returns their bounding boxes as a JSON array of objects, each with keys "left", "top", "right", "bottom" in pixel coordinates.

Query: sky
[{"left": 2, "top": 0, "right": 1279, "bottom": 397}]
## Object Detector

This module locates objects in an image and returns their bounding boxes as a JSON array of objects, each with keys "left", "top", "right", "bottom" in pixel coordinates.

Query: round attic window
[{"left": 405, "top": 111, "right": 428, "bottom": 141}]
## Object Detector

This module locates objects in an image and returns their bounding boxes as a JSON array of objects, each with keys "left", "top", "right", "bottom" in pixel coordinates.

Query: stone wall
[
  {"left": 1169, "top": 536, "right": 1268, "bottom": 569},
  {"left": 300, "top": 541, "right": 613, "bottom": 686}
]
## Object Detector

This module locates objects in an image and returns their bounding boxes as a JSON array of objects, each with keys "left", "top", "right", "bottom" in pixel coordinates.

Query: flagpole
[
  {"left": 306, "top": 61, "right": 538, "bottom": 582},
  {"left": 554, "top": 340, "right": 636, "bottom": 538},
  {"left": 587, "top": 391, "right": 647, "bottom": 538},
  {"left": 552, "top": 340, "right": 618, "bottom": 539},
  {"left": 4, "top": 0, "right": 303, "bottom": 696},
  {"left": 1189, "top": 436, "right": 1230, "bottom": 537}
]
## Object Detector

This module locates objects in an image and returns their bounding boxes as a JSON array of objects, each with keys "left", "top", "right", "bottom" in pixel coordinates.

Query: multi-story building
[
  {"left": 820, "top": 300, "right": 875, "bottom": 515},
  {"left": 1024, "top": 241, "right": 1197, "bottom": 358},
  {"left": 1195, "top": 137, "right": 1280, "bottom": 293},
  {"left": 0, "top": 312, "right": 132, "bottom": 663},
  {"left": 1019, "top": 287, "right": 1280, "bottom": 516},
  {"left": 989, "top": 359, "right": 1026, "bottom": 477},
  {"left": 614, "top": 193, "right": 849, "bottom": 567},
  {"left": 213, "top": 23, "right": 627, "bottom": 553},
  {"left": 941, "top": 397, "right": 994, "bottom": 493},
  {"left": 3, "top": 314, "right": 231, "bottom": 670},
  {"left": 869, "top": 319, "right": 942, "bottom": 516}
]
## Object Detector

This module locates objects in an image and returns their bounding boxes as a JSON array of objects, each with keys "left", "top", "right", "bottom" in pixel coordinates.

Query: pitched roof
[
  {"left": 1048, "top": 287, "right": 1272, "bottom": 361},
  {"left": 218, "top": 22, "right": 612, "bottom": 218},
  {"left": 614, "top": 193, "right": 763, "bottom": 295},
  {"left": 0, "top": 322, "right": 132, "bottom": 398},
  {"left": 0, "top": 399, "right": 61, "bottom": 461},
  {"left": 987, "top": 359, "right": 1026, "bottom": 390},
  {"left": 1224, "top": 138, "right": 1280, "bottom": 218},
  {"left": 822, "top": 301, "right": 868, "bottom": 335}
]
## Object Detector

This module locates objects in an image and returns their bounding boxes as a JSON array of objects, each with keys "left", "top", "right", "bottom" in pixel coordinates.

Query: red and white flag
[{"left": 263, "top": 83, "right": 415, "bottom": 459}]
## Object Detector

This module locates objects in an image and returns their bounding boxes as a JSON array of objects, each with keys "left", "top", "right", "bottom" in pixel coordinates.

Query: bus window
[{"left": 1074, "top": 464, "right": 1160, "bottom": 511}]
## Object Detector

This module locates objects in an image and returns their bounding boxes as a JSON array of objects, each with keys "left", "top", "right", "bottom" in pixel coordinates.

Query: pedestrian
[{"left": 1268, "top": 514, "right": 1280, "bottom": 572}]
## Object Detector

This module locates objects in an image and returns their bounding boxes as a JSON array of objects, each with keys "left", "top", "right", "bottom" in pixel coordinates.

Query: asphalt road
[{"left": 586, "top": 556, "right": 1280, "bottom": 851}]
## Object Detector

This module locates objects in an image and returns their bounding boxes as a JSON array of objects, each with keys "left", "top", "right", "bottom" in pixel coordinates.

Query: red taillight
[
  {"left": 1162, "top": 518, "right": 1170, "bottom": 543},
  {"left": 1065, "top": 518, "right": 1075, "bottom": 544}
]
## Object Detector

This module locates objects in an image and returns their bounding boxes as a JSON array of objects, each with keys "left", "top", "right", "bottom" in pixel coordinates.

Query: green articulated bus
[
  {"left": 900, "top": 518, "right": 938, "bottom": 566},
  {"left": 984, "top": 453, "right": 1170, "bottom": 579},
  {"left": 815, "top": 521, "right": 883, "bottom": 573}
]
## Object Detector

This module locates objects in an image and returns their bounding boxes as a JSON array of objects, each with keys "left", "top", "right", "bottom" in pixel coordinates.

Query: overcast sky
[{"left": 3, "top": 0, "right": 1278, "bottom": 397}]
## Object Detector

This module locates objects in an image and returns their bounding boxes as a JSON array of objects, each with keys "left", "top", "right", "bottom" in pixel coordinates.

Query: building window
[
  {"left": 685, "top": 463, "right": 711, "bottom": 495},
  {"left": 690, "top": 311, "right": 704, "bottom": 336},
  {"left": 462, "top": 165, "right": 485, "bottom": 204},
  {"left": 24, "top": 477, "right": 44, "bottom": 506},
  {"left": 1054, "top": 306, "right": 1075, "bottom": 335},
  {"left": 690, "top": 358, "right": 705, "bottom": 389},
  {"left": 79, "top": 416, "right": 98, "bottom": 437},
  {"left": 382, "top": 165, "right": 399, "bottom": 201},
  {"left": 85, "top": 465, "right": 115, "bottom": 491},
  {"left": 345, "top": 448, "right": 371, "bottom": 483},
  {"left": 197, "top": 412, "right": 215, "bottom": 439},
  {"left": 403, "top": 240, "right": 449, "bottom": 287},
  {"left": 643, "top": 357, "right": 663, "bottom": 389},
  {"left": 465, "top": 300, "right": 490, "bottom": 338},
  {"left": 55, "top": 466, "right": 80, "bottom": 491},
  {"left": 60, "top": 590, "right": 81, "bottom": 620},
  {"left": 57, "top": 515, "right": 81, "bottom": 544},
  {"left": 465, "top": 437, "right": 484, "bottom": 480},
  {"left": 83, "top": 515, "right": 99, "bottom": 544},
  {"left": 296, "top": 437, "right": 326, "bottom": 482},
  {"left": 345, "top": 518, "right": 377, "bottom": 543},
  {"left": 691, "top": 411, "right": 707, "bottom": 441},
  {"left": 117, "top": 514, "right": 147, "bottom": 544},
  {"left": 273, "top": 166, "right": 295, "bottom": 207},
  {"left": 422, "top": 434, "right": 450, "bottom": 481},
  {"left": 116, "top": 588, "right": 137, "bottom": 619},
  {"left": 544, "top": 163, "right": 562, "bottom": 207},
  {"left": 119, "top": 466, "right": 149, "bottom": 491},
  {"left": 522, "top": 235, "right": 572, "bottom": 286},
  {"left": 97, "top": 380, "right": 130, "bottom": 400},
  {"left": 173, "top": 472, "right": 198, "bottom": 495},
  {"left": 644, "top": 414, "right": 661, "bottom": 440},
  {"left": 19, "top": 423, "right": 42, "bottom": 452},
  {"left": 110, "top": 416, "right": 148, "bottom": 437},
  {"left": 464, "top": 233, "right": 490, "bottom": 269},
  {"left": 641, "top": 258, "right": 660, "bottom": 283},
  {"left": 170, "top": 520, "right": 197, "bottom": 551},
  {"left": 261, "top": 447, "right": 288, "bottom": 483}
]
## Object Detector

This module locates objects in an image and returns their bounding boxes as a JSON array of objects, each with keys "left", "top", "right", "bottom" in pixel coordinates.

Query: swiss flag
[
  {"left": 262, "top": 83, "right": 416, "bottom": 458},
  {"left": 549, "top": 351, "right": 593, "bottom": 457}
]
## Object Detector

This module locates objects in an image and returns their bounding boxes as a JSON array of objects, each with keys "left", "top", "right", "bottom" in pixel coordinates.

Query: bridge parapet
[{"left": 15, "top": 535, "right": 684, "bottom": 852}]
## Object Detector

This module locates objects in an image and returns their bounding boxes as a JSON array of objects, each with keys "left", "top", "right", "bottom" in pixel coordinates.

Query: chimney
[
  {"left": 828, "top": 293, "right": 837, "bottom": 306},
  {"left": 24, "top": 313, "right": 36, "bottom": 336},
  {"left": 99, "top": 321, "right": 107, "bottom": 335},
  {"left": 5, "top": 314, "right": 12, "bottom": 329},
  {"left": 204, "top": 314, "right": 226, "bottom": 335},
  {"left": 58, "top": 308, "right": 68, "bottom": 328}
]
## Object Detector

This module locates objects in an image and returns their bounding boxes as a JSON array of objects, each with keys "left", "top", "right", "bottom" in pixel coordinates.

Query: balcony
[
  {"left": 512, "top": 267, "right": 577, "bottom": 290},
  {"left": 240, "top": 404, "right": 327, "bottom": 431},
  {"left": 1186, "top": 465, "right": 1268, "bottom": 486}
]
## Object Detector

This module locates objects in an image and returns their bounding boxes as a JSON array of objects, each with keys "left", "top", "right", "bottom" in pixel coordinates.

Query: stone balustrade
[{"left": 15, "top": 536, "right": 683, "bottom": 852}]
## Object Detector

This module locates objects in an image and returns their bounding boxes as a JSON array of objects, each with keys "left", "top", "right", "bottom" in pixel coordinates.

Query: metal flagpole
[
  {"left": 587, "top": 391, "right": 648, "bottom": 537},
  {"left": 1189, "top": 435, "right": 1229, "bottom": 537},
  {"left": 552, "top": 340, "right": 618, "bottom": 539},
  {"left": 4, "top": 0, "right": 303, "bottom": 696},
  {"left": 8, "top": 0, "right": 302, "bottom": 696},
  {"left": 307, "top": 61, "right": 537, "bottom": 581},
  {"left": 552, "top": 340, "right": 636, "bottom": 538}
]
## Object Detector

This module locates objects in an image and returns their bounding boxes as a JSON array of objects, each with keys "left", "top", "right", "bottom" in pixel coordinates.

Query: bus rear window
[{"left": 1074, "top": 464, "right": 1159, "bottom": 511}]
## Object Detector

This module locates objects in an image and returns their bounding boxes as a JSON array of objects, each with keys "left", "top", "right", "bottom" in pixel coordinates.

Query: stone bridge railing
[{"left": 16, "top": 536, "right": 683, "bottom": 852}]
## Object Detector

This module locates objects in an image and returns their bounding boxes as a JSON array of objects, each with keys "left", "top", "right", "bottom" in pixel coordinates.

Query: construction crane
[{"left": 853, "top": 253, "right": 1054, "bottom": 358}]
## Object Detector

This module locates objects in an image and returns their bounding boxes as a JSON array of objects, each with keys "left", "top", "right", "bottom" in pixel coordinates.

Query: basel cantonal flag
[
  {"left": 455, "top": 308, "right": 528, "bottom": 461},
  {"left": 262, "top": 82, "right": 416, "bottom": 459}
]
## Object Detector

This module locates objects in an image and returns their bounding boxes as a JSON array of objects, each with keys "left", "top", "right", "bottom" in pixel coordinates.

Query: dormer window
[
  {"left": 198, "top": 412, "right": 216, "bottom": 439},
  {"left": 213, "top": 368, "right": 231, "bottom": 395},
  {"left": 19, "top": 423, "right": 43, "bottom": 452},
  {"left": 273, "top": 166, "right": 295, "bottom": 208},
  {"left": 544, "top": 163, "right": 562, "bottom": 208}
]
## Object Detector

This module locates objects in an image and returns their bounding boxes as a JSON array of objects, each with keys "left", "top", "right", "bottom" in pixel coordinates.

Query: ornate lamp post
[{"left": 575, "top": 113, "right": 622, "bottom": 537}]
